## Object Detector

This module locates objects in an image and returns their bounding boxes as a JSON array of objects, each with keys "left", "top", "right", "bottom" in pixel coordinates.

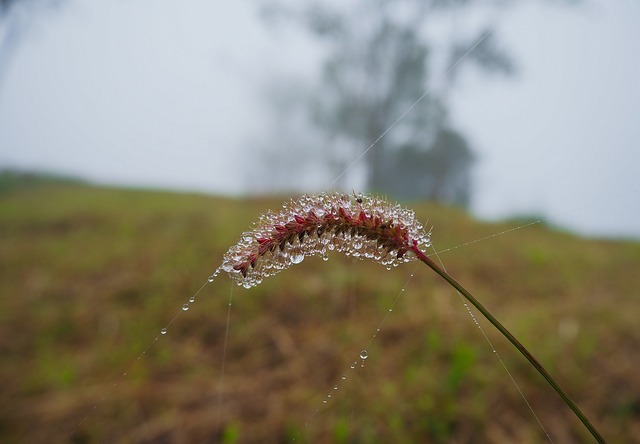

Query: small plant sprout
[{"left": 220, "top": 192, "right": 605, "bottom": 443}]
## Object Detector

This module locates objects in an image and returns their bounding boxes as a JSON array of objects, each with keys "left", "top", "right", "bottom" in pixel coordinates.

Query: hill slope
[{"left": 1, "top": 181, "right": 638, "bottom": 443}]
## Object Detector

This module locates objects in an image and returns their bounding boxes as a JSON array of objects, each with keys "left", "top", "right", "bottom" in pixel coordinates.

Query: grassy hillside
[{"left": 1, "top": 179, "right": 639, "bottom": 443}]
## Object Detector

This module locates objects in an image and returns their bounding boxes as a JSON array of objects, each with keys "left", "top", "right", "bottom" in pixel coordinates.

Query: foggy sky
[{"left": 1, "top": 0, "right": 639, "bottom": 238}]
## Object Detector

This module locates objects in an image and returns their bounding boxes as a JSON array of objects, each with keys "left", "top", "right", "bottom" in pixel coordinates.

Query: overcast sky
[{"left": 1, "top": 0, "right": 639, "bottom": 239}]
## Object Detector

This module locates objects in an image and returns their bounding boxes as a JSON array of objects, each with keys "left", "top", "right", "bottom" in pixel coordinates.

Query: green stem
[{"left": 410, "top": 246, "right": 605, "bottom": 443}]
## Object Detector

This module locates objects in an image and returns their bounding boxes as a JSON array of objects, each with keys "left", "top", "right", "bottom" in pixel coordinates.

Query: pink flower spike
[{"left": 220, "top": 192, "right": 432, "bottom": 288}]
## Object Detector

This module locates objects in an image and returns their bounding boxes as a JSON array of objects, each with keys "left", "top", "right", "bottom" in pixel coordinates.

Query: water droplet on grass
[
  {"left": 189, "top": 296, "right": 195, "bottom": 303},
  {"left": 360, "top": 350, "right": 368, "bottom": 360},
  {"left": 290, "top": 253, "right": 305, "bottom": 264},
  {"left": 182, "top": 304, "right": 189, "bottom": 311},
  {"left": 160, "top": 328, "right": 167, "bottom": 335}
]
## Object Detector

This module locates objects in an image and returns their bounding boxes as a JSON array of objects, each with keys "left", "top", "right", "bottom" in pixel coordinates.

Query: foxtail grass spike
[
  {"left": 221, "top": 192, "right": 431, "bottom": 288},
  {"left": 220, "top": 192, "right": 604, "bottom": 443}
]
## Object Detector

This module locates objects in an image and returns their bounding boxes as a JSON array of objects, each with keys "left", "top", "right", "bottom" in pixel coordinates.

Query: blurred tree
[
  {"left": 257, "top": 0, "right": 513, "bottom": 206},
  {"left": 0, "top": 0, "right": 65, "bottom": 95},
  {"left": 256, "top": 0, "right": 573, "bottom": 206}
]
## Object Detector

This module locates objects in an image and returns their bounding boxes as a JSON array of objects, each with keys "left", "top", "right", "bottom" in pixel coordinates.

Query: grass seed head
[{"left": 221, "top": 192, "right": 431, "bottom": 288}]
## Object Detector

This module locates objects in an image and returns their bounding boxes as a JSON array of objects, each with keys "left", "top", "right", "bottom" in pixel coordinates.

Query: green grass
[{"left": 1, "top": 177, "right": 639, "bottom": 442}]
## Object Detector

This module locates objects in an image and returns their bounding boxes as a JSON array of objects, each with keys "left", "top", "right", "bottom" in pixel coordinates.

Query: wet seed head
[{"left": 221, "top": 192, "right": 431, "bottom": 288}]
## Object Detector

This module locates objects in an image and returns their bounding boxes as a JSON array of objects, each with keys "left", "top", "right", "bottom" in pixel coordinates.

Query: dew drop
[
  {"left": 290, "top": 253, "right": 305, "bottom": 264},
  {"left": 189, "top": 296, "right": 195, "bottom": 303},
  {"left": 359, "top": 349, "right": 368, "bottom": 360},
  {"left": 333, "top": 385, "right": 338, "bottom": 390},
  {"left": 327, "top": 393, "right": 332, "bottom": 398},
  {"left": 350, "top": 363, "right": 356, "bottom": 369},
  {"left": 182, "top": 303, "right": 190, "bottom": 311},
  {"left": 341, "top": 375, "right": 346, "bottom": 380},
  {"left": 160, "top": 328, "right": 167, "bottom": 335},
  {"left": 322, "top": 400, "right": 327, "bottom": 404},
  {"left": 208, "top": 275, "right": 215, "bottom": 283}
]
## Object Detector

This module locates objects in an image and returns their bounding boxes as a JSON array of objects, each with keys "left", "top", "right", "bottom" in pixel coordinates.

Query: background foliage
[{"left": 1, "top": 173, "right": 639, "bottom": 442}]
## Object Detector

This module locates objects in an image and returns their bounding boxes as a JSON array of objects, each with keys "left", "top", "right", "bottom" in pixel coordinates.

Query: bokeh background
[
  {"left": 1, "top": 0, "right": 639, "bottom": 237},
  {"left": 1, "top": 0, "right": 639, "bottom": 443}
]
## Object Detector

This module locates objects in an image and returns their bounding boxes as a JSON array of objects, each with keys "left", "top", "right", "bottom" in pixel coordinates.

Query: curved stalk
[{"left": 410, "top": 246, "right": 605, "bottom": 444}]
